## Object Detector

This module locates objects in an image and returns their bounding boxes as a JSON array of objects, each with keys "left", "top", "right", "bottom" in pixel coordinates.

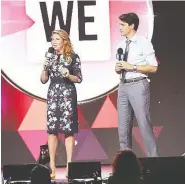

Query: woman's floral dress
[{"left": 46, "top": 53, "right": 82, "bottom": 134}]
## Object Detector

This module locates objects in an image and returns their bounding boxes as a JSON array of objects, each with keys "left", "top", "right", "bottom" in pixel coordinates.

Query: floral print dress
[{"left": 46, "top": 53, "right": 82, "bottom": 134}]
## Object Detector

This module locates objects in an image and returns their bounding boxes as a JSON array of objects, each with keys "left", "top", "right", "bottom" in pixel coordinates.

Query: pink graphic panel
[
  {"left": 133, "top": 126, "right": 163, "bottom": 156},
  {"left": 72, "top": 130, "right": 90, "bottom": 159},
  {"left": 92, "top": 96, "right": 118, "bottom": 128},
  {"left": 18, "top": 100, "right": 47, "bottom": 131},
  {"left": 19, "top": 130, "right": 48, "bottom": 160},
  {"left": 1, "top": 77, "right": 33, "bottom": 131},
  {"left": 74, "top": 130, "right": 108, "bottom": 161},
  {"left": 1, "top": 0, "right": 34, "bottom": 36}
]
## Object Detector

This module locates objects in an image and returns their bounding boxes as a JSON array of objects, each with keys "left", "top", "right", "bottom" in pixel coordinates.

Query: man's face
[{"left": 119, "top": 20, "right": 133, "bottom": 36}]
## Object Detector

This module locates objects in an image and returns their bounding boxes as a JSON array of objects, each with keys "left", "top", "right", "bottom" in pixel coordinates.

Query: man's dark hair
[
  {"left": 119, "top": 13, "right": 139, "bottom": 31},
  {"left": 112, "top": 150, "right": 143, "bottom": 180}
]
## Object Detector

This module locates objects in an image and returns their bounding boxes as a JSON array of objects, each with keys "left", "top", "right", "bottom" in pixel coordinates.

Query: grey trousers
[{"left": 117, "top": 78, "right": 158, "bottom": 157}]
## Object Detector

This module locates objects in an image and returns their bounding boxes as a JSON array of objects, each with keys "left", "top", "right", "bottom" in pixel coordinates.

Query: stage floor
[
  {"left": 2, "top": 165, "right": 112, "bottom": 184},
  {"left": 52, "top": 165, "right": 112, "bottom": 183}
]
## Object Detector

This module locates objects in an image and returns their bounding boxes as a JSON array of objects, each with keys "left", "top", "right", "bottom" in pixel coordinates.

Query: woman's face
[{"left": 51, "top": 33, "right": 64, "bottom": 52}]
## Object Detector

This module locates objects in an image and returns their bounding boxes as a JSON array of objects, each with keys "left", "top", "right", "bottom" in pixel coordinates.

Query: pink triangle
[
  {"left": 1, "top": 1, "right": 35, "bottom": 36},
  {"left": 74, "top": 130, "right": 108, "bottom": 161},
  {"left": 19, "top": 100, "right": 47, "bottom": 131},
  {"left": 91, "top": 96, "right": 118, "bottom": 128},
  {"left": 18, "top": 130, "right": 48, "bottom": 160},
  {"left": 133, "top": 126, "right": 163, "bottom": 156},
  {"left": 153, "top": 126, "right": 163, "bottom": 139}
]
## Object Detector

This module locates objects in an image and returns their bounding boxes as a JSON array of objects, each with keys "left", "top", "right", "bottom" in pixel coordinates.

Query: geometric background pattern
[
  {"left": 1, "top": 1, "right": 185, "bottom": 166},
  {"left": 1, "top": 74, "right": 165, "bottom": 165}
]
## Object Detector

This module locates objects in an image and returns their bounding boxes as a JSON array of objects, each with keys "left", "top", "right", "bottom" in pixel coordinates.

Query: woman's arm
[
  {"left": 69, "top": 54, "right": 83, "bottom": 83},
  {"left": 40, "top": 70, "right": 49, "bottom": 84},
  {"left": 67, "top": 74, "right": 79, "bottom": 83},
  {"left": 40, "top": 61, "right": 50, "bottom": 84}
]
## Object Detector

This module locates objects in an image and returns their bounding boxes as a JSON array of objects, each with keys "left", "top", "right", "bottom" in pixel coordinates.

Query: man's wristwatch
[{"left": 133, "top": 65, "right": 137, "bottom": 71}]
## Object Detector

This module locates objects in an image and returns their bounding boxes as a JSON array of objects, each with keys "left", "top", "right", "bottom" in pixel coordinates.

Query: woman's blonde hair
[{"left": 51, "top": 29, "right": 73, "bottom": 57}]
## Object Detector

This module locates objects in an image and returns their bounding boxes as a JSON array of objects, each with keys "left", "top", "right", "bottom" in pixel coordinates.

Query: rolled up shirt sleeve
[{"left": 143, "top": 39, "right": 158, "bottom": 66}]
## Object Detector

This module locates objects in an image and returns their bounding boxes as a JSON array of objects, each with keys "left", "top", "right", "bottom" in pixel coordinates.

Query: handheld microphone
[
  {"left": 116, "top": 48, "right": 124, "bottom": 61},
  {"left": 44, "top": 47, "right": 55, "bottom": 70},
  {"left": 116, "top": 48, "right": 124, "bottom": 79},
  {"left": 45, "top": 47, "right": 55, "bottom": 61}
]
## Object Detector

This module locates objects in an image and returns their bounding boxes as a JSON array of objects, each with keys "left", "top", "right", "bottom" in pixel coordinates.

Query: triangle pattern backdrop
[{"left": 2, "top": 75, "right": 164, "bottom": 165}]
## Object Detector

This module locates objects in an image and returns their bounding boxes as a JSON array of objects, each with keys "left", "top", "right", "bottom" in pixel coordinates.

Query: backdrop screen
[{"left": 1, "top": 0, "right": 185, "bottom": 165}]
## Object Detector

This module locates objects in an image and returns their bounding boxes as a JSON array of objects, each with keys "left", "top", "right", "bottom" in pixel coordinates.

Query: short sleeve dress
[{"left": 44, "top": 53, "right": 82, "bottom": 134}]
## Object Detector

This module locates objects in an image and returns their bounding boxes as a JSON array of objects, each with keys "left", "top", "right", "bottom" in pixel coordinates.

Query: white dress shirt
[{"left": 117, "top": 33, "right": 158, "bottom": 79}]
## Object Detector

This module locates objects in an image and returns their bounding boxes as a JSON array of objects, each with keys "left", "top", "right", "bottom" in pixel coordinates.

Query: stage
[
  {"left": 51, "top": 165, "right": 111, "bottom": 183},
  {"left": 52, "top": 165, "right": 112, "bottom": 183},
  {"left": 2, "top": 157, "right": 185, "bottom": 184},
  {"left": 2, "top": 165, "right": 112, "bottom": 184},
  {"left": 1, "top": 1, "right": 185, "bottom": 184}
]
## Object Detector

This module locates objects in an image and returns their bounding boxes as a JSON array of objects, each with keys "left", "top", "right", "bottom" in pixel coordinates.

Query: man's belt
[{"left": 123, "top": 77, "right": 147, "bottom": 83}]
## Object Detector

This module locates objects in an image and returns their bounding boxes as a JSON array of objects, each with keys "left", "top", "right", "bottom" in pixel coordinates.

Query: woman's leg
[
  {"left": 48, "top": 134, "right": 58, "bottom": 174},
  {"left": 65, "top": 134, "right": 75, "bottom": 176}
]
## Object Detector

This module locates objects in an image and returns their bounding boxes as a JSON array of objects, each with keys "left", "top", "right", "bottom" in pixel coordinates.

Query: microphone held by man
[{"left": 115, "top": 47, "right": 135, "bottom": 73}]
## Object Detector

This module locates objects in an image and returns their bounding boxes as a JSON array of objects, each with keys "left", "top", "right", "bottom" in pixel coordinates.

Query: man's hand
[
  {"left": 115, "top": 62, "right": 123, "bottom": 72},
  {"left": 116, "top": 61, "right": 133, "bottom": 71}
]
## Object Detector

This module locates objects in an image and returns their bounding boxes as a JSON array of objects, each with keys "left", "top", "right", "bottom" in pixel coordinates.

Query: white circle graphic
[{"left": 1, "top": 0, "right": 154, "bottom": 103}]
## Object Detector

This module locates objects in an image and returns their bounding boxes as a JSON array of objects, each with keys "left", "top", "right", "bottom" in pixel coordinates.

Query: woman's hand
[
  {"left": 60, "top": 67, "right": 70, "bottom": 78},
  {"left": 41, "top": 61, "right": 50, "bottom": 84},
  {"left": 43, "top": 60, "right": 50, "bottom": 71}
]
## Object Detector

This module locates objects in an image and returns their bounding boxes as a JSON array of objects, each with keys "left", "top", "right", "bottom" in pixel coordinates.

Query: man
[{"left": 115, "top": 13, "right": 158, "bottom": 157}]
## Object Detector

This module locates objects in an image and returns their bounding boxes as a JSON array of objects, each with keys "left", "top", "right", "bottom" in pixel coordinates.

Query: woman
[
  {"left": 40, "top": 29, "right": 82, "bottom": 179},
  {"left": 108, "top": 149, "right": 143, "bottom": 184}
]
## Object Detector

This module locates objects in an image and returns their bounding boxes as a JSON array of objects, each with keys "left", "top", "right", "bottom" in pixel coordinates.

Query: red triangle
[
  {"left": 109, "top": 90, "right": 118, "bottom": 109},
  {"left": 133, "top": 126, "right": 163, "bottom": 156},
  {"left": 74, "top": 130, "right": 108, "bottom": 161},
  {"left": 2, "top": 77, "right": 33, "bottom": 131},
  {"left": 78, "top": 107, "right": 89, "bottom": 130},
  {"left": 91, "top": 96, "right": 118, "bottom": 128},
  {"left": 18, "top": 130, "right": 48, "bottom": 160}
]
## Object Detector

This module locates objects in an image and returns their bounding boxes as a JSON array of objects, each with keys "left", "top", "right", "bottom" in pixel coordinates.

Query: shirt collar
[{"left": 127, "top": 33, "right": 138, "bottom": 43}]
